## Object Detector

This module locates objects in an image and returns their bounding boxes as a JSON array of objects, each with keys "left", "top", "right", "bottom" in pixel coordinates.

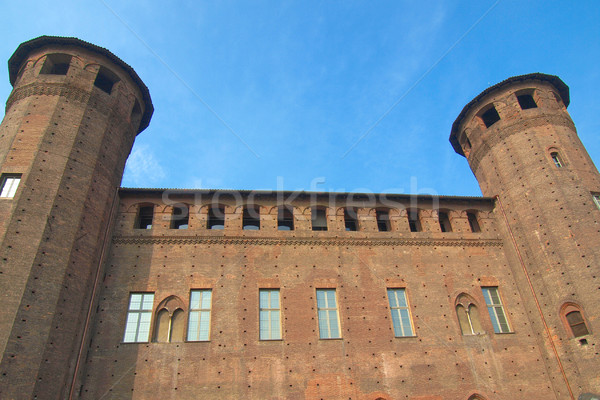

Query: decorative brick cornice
[
  {"left": 470, "top": 112, "right": 575, "bottom": 173},
  {"left": 6, "top": 82, "right": 90, "bottom": 111},
  {"left": 112, "top": 235, "right": 503, "bottom": 247}
]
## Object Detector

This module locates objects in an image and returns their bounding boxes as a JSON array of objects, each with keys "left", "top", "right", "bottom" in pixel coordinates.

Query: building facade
[{"left": 0, "top": 36, "right": 598, "bottom": 400}]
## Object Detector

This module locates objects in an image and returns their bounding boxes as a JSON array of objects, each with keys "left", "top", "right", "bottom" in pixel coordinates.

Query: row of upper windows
[
  {"left": 478, "top": 88, "right": 561, "bottom": 129},
  {"left": 133, "top": 204, "right": 483, "bottom": 233},
  {"left": 123, "top": 286, "right": 547, "bottom": 344}
]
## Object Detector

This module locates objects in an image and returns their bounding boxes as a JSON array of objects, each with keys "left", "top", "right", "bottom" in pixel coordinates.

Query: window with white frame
[
  {"left": 481, "top": 287, "right": 511, "bottom": 333},
  {"left": 187, "top": 289, "right": 212, "bottom": 341},
  {"left": 316, "top": 289, "right": 341, "bottom": 339},
  {"left": 0, "top": 174, "right": 21, "bottom": 198},
  {"left": 123, "top": 293, "right": 154, "bottom": 343},
  {"left": 592, "top": 193, "right": 600, "bottom": 210},
  {"left": 387, "top": 288, "right": 414, "bottom": 337},
  {"left": 259, "top": 289, "right": 281, "bottom": 340}
]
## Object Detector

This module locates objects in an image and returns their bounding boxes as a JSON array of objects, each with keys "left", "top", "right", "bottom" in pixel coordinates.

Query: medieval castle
[{"left": 0, "top": 36, "right": 598, "bottom": 400}]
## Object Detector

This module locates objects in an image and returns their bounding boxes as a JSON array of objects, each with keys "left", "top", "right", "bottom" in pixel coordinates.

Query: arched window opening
[
  {"left": 438, "top": 211, "right": 452, "bottom": 232},
  {"left": 467, "top": 212, "right": 481, "bottom": 233},
  {"left": 480, "top": 105, "right": 500, "bottom": 128},
  {"left": 135, "top": 205, "right": 154, "bottom": 229},
  {"left": 344, "top": 208, "right": 359, "bottom": 231},
  {"left": 243, "top": 205, "right": 260, "bottom": 230},
  {"left": 407, "top": 209, "right": 421, "bottom": 232},
  {"left": 40, "top": 53, "right": 72, "bottom": 75},
  {"left": 550, "top": 151, "right": 564, "bottom": 168},
  {"left": 170, "top": 309, "right": 185, "bottom": 342},
  {"left": 562, "top": 304, "right": 590, "bottom": 338},
  {"left": 468, "top": 394, "right": 487, "bottom": 400},
  {"left": 277, "top": 206, "right": 294, "bottom": 231},
  {"left": 153, "top": 307, "right": 184, "bottom": 343},
  {"left": 207, "top": 206, "right": 225, "bottom": 230},
  {"left": 170, "top": 204, "right": 189, "bottom": 229},
  {"left": 154, "top": 308, "right": 170, "bottom": 342},
  {"left": 312, "top": 207, "right": 327, "bottom": 231},
  {"left": 456, "top": 304, "right": 484, "bottom": 335},
  {"left": 376, "top": 209, "right": 391, "bottom": 232}
]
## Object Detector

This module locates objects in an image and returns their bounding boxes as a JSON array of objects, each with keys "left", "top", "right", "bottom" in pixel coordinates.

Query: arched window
[
  {"left": 468, "top": 394, "right": 487, "bottom": 400},
  {"left": 277, "top": 206, "right": 294, "bottom": 231},
  {"left": 550, "top": 151, "right": 564, "bottom": 168},
  {"left": 207, "top": 206, "right": 225, "bottom": 230},
  {"left": 312, "top": 207, "right": 327, "bottom": 231},
  {"left": 561, "top": 303, "right": 590, "bottom": 338},
  {"left": 438, "top": 211, "right": 452, "bottom": 232},
  {"left": 456, "top": 295, "right": 484, "bottom": 335},
  {"left": 344, "top": 208, "right": 359, "bottom": 231},
  {"left": 135, "top": 204, "right": 154, "bottom": 229},
  {"left": 243, "top": 205, "right": 260, "bottom": 230},
  {"left": 407, "top": 209, "right": 421, "bottom": 232},
  {"left": 170, "top": 203, "right": 189, "bottom": 229},
  {"left": 467, "top": 212, "right": 481, "bottom": 233},
  {"left": 153, "top": 296, "right": 186, "bottom": 343}
]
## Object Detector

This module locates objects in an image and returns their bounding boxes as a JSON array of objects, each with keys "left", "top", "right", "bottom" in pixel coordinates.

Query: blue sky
[{"left": 1, "top": 1, "right": 599, "bottom": 196}]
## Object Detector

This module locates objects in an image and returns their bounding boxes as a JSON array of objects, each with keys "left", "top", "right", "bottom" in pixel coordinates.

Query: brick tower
[
  {"left": 0, "top": 36, "right": 152, "bottom": 398},
  {"left": 450, "top": 74, "right": 600, "bottom": 399}
]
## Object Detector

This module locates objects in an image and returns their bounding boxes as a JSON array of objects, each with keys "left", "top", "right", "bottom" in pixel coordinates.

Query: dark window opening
[
  {"left": 517, "top": 94, "right": 537, "bottom": 109},
  {"left": 277, "top": 207, "right": 294, "bottom": 231},
  {"left": 438, "top": 211, "right": 452, "bottom": 232},
  {"left": 243, "top": 206, "right": 260, "bottom": 230},
  {"left": 136, "top": 206, "right": 154, "bottom": 229},
  {"left": 408, "top": 210, "right": 421, "bottom": 232},
  {"left": 551, "top": 152, "right": 563, "bottom": 168},
  {"left": 467, "top": 212, "right": 481, "bottom": 233},
  {"left": 207, "top": 206, "right": 225, "bottom": 230},
  {"left": 312, "top": 208, "right": 327, "bottom": 231},
  {"left": 566, "top": 311, "right": 589, "bottom": 338},
  {"left": 94, "top": 66, "right": 119, "bottom": 94},
  {"left": 481, "top": 106, "right": 500, "bottom": 128},
  {"left": 40, "top": 53, "right": 72, "bottom": 76},
  {"left": 170, "top": 204, "right": 189, "bottom": 229},
  {"left": 344, "top": 209, "right": 358, "bottom": 231},
  {"left": 376, "top": 210, "right": 390, "bottom": 232}
]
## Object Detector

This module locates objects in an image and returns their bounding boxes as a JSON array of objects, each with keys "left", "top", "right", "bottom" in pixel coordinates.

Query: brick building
[{"left": 0, "top": 36, "right": 598, "bottom": 400}]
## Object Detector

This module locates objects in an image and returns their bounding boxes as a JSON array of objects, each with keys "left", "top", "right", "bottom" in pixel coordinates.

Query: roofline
[
  {"left": 8, "top": 35, "right": 153, "bottom": 134},
  {"left": 449, "top": 73, "right": 570, "bottom": 156},
  {"left": 118, "top": 187, "right": 494, "bottom": 202}
]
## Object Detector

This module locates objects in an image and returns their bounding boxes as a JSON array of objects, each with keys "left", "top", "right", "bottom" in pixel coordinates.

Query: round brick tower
[
  {"left": 451, "top": 74, "right": 600, "bottom": 399},
  {"left": 0, "top": 36, "right": 152, "bottom": 399}
]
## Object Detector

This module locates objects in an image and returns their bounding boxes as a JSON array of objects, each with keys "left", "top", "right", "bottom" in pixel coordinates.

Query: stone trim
[{"left": 112, "top": 235, "right": 503, "bottom": 247}]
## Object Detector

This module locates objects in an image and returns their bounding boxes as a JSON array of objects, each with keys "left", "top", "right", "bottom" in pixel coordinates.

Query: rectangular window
[
  {"left": 259, "top": 289, "right": 281, "bottom": 340},
  {"left": 316, "top": 289, "right": 341, "bottom": 339},
  {"left": 123, "top": 293, "right": 154, "bottom": 343},
  {"left": 312, "top": 208, "right": 327, "bottom": 231},
  {"left": 187, "top": 289, "right": 212, "bottom": 341},
  {"left": 592, "top": 193, "right": 600, "bottom": 210},
  {"left": 0, "top": 174, "right": 21, "bottom": 198},
  {"left": 387, "top": 288, "right": 414, "bottom": 337},
  {"left": 482, "top": 287, "right": 511, "bottom": 333}
]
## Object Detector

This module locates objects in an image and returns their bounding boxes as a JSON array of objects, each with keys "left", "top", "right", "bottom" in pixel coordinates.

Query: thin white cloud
[{"left": 122, "top": 144, "right": 166, "bottom": 187}]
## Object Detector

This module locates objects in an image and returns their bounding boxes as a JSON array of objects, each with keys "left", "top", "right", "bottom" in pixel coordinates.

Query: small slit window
[
  {"left": 376, "top": 210, "right": 391, "bottom": 232},
  {"left": 207, "top": 206, "right": 225, "bottom": 230},
  {"left": 312, "top": 208, "right": 327, "bottom": 231},
  {"left": 40, "top": 53, "right": 71, "bottom": 76},
  {"left": 517, "top": 93, "right": 537, "bottom": 110},
  {"left": 135, "top": 205, "right": 154, "bottom": 229},
  {"left": 94, "top": 66, "right": 119, "bottom": 94},
  {"left": 243, "top": 206, "right": 260, "bottom": 230},
  {"left": 0, "top": 174, "right": 22, "bottom": 198},
  {"left": 131, "top": 99, "right": 142, "bottom": 128},
  {"left": 438, "top": 211, "right": 452, "bottom": 232},
  {"left": 344, "top": 209, "right": 358, "bottom": 231},
  {"left": 407, "top": 209, "right": 421, "bottom": 232},
  {"left": 481, "top": 106, "right": 500, "bottom": 128},
  {"left": 550, "top": 152, "right": 563, "bottom": 168},
  {"left": 170, "top": 204, "right": 189, "bottom": 229},
  {"left": 277, "top": 206, "right": 294, "bottom": 231},
  {"left": 467, "top": 212, "right": 481, "bottom": 233}
]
